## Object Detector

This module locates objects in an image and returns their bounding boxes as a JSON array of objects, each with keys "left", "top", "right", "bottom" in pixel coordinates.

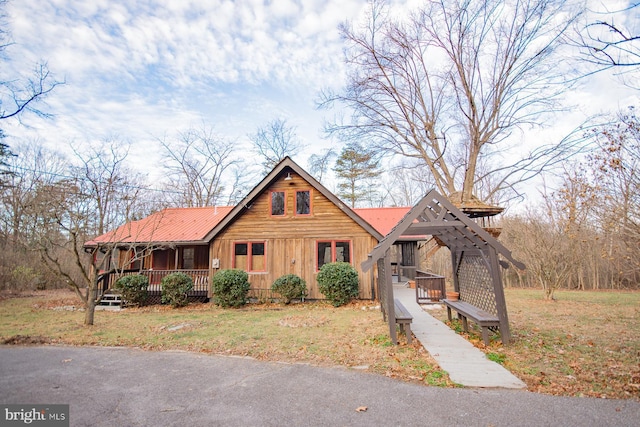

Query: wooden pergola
[{"left": 362, "top": 189, "right": 525, "bottom": 345}]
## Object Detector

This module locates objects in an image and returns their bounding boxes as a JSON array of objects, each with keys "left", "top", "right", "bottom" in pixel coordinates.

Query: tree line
[{"left": 500, "top": 109, "right": 640, "bottom": 296}]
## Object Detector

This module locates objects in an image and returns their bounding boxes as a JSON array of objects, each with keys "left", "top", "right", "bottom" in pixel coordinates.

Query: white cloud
[
  {"left": 2, "top": 0, "right": 375, "bottom": 186},
  {"left": 3, "top": 0, "right": 639, "bottom": 203}
]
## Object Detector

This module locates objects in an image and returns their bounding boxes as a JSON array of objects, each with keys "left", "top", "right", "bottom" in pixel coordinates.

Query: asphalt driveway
[{"left": 0, "top": 346, "right": 638, "bottom": 426}]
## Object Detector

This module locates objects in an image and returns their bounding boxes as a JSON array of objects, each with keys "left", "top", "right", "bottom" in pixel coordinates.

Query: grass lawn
[
  {"left": 430, "top": 288, "right": 640, "bottom": 400},
  {"left": 0, "top": 290, "right": 450, "bottom": 388},
  {"left": 1, "top": 288, "right": 638, "bottom": 400}
]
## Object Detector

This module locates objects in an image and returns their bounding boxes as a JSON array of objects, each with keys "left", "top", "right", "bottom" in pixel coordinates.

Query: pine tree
[{"left": 333, "top": 142, "right": 380, "bottom": 207}]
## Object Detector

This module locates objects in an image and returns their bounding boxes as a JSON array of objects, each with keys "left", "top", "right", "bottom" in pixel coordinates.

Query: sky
[
  {"left": 3, "top": 0, "right": 375, "bottom": 174},
  {"left": 2, "top": 0, "right": 639, "bottom": 203}
]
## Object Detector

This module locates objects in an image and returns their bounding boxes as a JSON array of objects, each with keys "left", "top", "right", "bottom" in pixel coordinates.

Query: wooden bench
[
  {"left": 394, "top": 299, "right": 413, "bottom": 344},
  {"left": 443, "top": 299, "right": 500, "bottom": 346}
]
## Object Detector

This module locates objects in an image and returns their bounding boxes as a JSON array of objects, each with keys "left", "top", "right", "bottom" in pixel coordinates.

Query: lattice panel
[{"left": 456, "top": 254, "right": 497, "bottom": 316}]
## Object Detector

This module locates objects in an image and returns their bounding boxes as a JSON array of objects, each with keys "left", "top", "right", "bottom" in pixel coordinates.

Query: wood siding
[{"left": 211, "top": 173, "right": 378, "bottom": 299}]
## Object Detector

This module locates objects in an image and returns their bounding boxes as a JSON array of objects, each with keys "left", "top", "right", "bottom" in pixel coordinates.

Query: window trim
[
  {"left": 233, "top": 241, "right": 267, "bottom": 272},
  {"left": 270, "top": 191, "right": 286, "bottom": 217},
  {"left": 315, "top": 239, "right": 352, "bottom": 271},
  {"left": 295, "top": 189, "right": 312, "bottom": 216}
]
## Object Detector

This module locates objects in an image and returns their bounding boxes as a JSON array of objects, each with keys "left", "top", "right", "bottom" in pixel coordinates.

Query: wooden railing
[
  {"left": 98, "top": 269, "right": 210, "bottom": 295},
  {"left": 391, "top": 263, "right": 417, "bottom": 280},
  {"left": 415, "top": 270, "right": 446, "bottom": 304}
]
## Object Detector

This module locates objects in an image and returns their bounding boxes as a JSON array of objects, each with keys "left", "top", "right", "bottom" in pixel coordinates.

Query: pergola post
[
  {"left": 488, "top": 247, "right": 511, "bottom": 344},
  {"left": 383, "top": 249, "right": 397, "bottom": 345},
  {"left": 451, "top": 250, "right": 461, "bottom": 294}
]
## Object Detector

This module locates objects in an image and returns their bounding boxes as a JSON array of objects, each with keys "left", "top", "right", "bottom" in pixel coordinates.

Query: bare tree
[
  {"left": 0, "top": 141, "right": 68, "bottom": 290},
  {"left": 34, "top": 140, "right": 152, "bottom": 325},
  {"left": 0, "top": 131, "right": 12, "bottom": 184},
  {"left": 500, "top": 209, "right": 573, "bottom": 300},
  {"left": 383, "top": 159, "right": 435, "bottom": 206},
  {"left": 160, "top": 124, "right": 238, "bottom": 207},
  {"left": 308, "top": 148, "right": 337, "bottom": 182},
  {"left": 500, "top": 107, "right": 640, "bottom": 294},
  {"left": 0, "top": 0, "right": 62, "bottom": 123},
  {"left": 576, "top": 3, "right": 640, "bottom": 73},
  {"left": 320, "top": 0, "right": 582, "bottom": 205},
  {"left": 546, "top": 163, "right": 599, "bottom": 291},
  {"left": 249, "top": 118, "right": 304, "bottom": 172},
  {"left": 587, "top": 107, "right": 640, "bottom": 287},
  {"left": 71, "top": 138, "right": 149, "bottom": 236},
  {"left": 36, "top": 183, "right": 100, "bottom": 324},
  {"left": 224, "top": 163, "right": 255, "bottom": 206},
  {"left": 0, "top": 140, "right": 67, "bottom": 246}
]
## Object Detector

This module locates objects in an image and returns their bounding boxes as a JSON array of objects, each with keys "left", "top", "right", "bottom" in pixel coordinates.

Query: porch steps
[{"left": 98, "top": 293, "right": 122, "bottom": 308}]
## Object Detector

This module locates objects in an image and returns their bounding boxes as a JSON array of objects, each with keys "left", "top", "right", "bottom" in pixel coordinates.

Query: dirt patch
[{"left": 3, "top": 335, "right": 52, "bottom": 345}]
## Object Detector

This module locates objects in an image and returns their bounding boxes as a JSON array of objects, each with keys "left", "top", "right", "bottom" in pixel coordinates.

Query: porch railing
[
  {"left": 415, "top": 270, "right": 446, "bottom": 304},
  {"left": 98, "top": 269, "right": 210, "bottom": 295}
]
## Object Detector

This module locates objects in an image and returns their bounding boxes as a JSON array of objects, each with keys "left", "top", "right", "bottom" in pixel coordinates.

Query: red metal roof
[
  {"left": 85, "top": 206, "right": 234, "bottom": 246},
  {"left": 86, "top": 205, "right": 418, "bottom": 248},
  {"left": 354, "top": 207, "right": 411, "bottom": 236}
]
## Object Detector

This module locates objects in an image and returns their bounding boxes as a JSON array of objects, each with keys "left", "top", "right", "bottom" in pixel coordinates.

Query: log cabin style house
[{"left": 84, "top": 157, "right": 418, "bottom": 302}]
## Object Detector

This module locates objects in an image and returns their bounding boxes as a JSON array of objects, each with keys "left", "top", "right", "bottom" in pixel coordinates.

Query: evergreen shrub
[
  {"left": 271, "top": 274, "right": 307, "bottom": 304},
  {"left": 316, "top": 262, "right": 359, "bottom": 307},
  {"left": 161, "top": 272, "right": 193, "bottom": 308},
  {"left": 212, "top": 269, "right": 250, "bottom": 308},
  {"left": 114, "top": 274, "right": 149, "bottom": 307}
]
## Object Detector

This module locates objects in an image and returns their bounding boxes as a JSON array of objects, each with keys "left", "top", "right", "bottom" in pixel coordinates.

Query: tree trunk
[
  {"left": 84, "top": 294, "right": 96, "bottom": 326},
  {"left": 84, "top": 264, "right": 98, "bottom": 326},
  {"left": 543, "top": 286, "right": 555, "bottom": 300},
  {"left": 462, "top": 144, "right": 480, "bottom": 203}
]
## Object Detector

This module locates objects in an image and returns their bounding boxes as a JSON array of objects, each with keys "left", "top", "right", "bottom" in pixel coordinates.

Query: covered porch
[{"left": 97, "top": 269, "right": 211, "bottom": 304}]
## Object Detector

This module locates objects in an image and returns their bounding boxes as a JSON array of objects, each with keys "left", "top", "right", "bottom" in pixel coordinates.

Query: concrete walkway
[{"left": 393, "top": 284, "right": 527, "bottom": 389}]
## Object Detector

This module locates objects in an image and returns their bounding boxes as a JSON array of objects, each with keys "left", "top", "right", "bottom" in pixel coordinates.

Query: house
[{"left": 85, "top": 157, "right": 420, "bottom": 302}]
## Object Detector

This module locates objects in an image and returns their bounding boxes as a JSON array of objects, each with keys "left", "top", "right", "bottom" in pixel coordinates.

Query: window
[
  {"left": 182, "top": 247, "right": 195, "bottom": 269},
  {"left": 296, "top": 190, "right": 311, "bottom": 215},
  {"left": 316, "top": 240, "right": 351, "bottom": 270},
  {"left": 271, "top": 191, "right": 285, "bottom": 216},
  {"left": 234, "top": 242, "right": 266, "bottom": 272}
]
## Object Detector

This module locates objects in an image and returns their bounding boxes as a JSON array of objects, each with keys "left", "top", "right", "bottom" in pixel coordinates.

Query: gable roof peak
[{"left": 203, "top": 156, "right": 383, "bottom": 241}]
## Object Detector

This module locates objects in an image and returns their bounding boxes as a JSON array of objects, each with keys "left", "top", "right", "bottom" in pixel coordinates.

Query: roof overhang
[{"left": 84, "top": 240, "right": 209, "bottom": 250}]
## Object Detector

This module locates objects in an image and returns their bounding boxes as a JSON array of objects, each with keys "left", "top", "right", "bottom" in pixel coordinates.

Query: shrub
[
  {"left": 212, "top": 269, "right": 250, "bottom": 308},
  {"left": 11, "top": 266, "right": 44, "bottom": 291},
  {"left": 271, "top": 274, "right": 307, "bottom": 304},
  {"left": 161, "top": 272, "right": 193, "bottom": 308},
  {"left": 114, "top": 274, "right": 149, "bottom": 307},
  {"left": 316, "top": 262, "right": 360, "bottom": 307}
]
